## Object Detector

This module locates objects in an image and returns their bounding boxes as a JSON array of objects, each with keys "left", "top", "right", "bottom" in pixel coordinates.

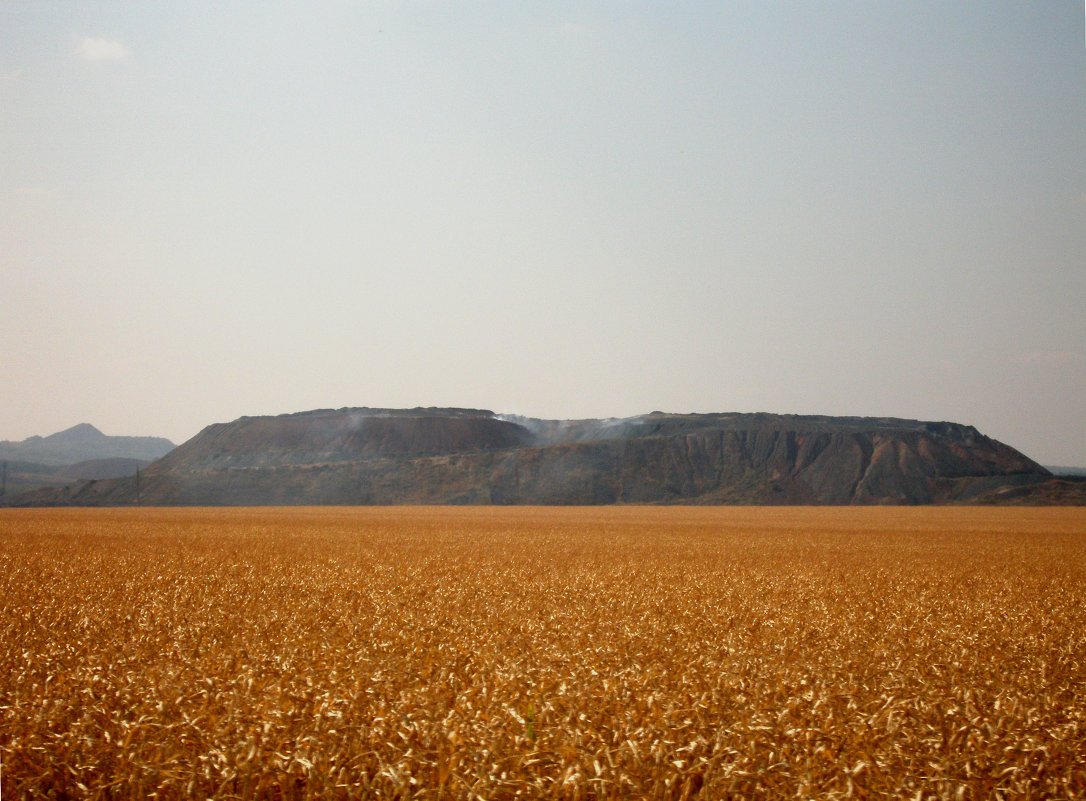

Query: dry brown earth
[{"left": 1, "top": 507, "right": 1084, "bottom": 799}]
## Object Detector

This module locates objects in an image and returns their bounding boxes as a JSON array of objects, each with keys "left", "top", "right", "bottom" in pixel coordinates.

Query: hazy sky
[{"left": 2, "top": 2, "right": 1084, "bottom": 465}]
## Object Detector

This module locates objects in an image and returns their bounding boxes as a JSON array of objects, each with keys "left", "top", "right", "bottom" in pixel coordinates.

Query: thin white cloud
[
  {"left": 0, "top": 69, "right": 22, "bottom": 113},
  {"left": 1015, "top": 350, "right": 1085, "bottom": 368},
  {"left": 76, "top": 36, "right": 131, "bottom": 63},
  {"left": 16, "top": 186, "right": 57, "bottom": 199}
]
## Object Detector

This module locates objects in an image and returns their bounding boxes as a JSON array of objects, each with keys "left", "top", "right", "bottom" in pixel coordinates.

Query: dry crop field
[{"left": 1, "top": 507, "right": 1084, "bottom": 800}]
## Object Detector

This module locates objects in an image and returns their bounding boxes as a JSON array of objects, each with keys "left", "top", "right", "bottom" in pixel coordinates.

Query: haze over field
[{"left": 2, "top": 2, "right": 1084, "bottom": 465}]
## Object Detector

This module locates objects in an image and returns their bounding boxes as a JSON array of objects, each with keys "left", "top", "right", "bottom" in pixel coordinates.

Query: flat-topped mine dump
[{"left": 10, "top": 407, "right": 1059, "bottom": 506}]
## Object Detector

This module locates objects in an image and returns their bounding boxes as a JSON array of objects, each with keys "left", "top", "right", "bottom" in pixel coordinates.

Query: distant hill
[
  {"left": 0, "top": 424, "right": 175, "bottom": 466},
  {"left": 0, "top": 425, "right": 173, "bottom": 498},
  {"left": 7, "top": 408, "right": 1065, "bottom": 506}
]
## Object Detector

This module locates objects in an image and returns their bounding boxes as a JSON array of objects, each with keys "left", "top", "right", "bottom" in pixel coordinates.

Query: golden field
[{"left": 1, "top": 507, "right": 1084, "bottom": 800}]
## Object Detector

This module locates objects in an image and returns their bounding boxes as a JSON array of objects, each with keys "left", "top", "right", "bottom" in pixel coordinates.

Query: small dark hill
[
  {"left": 6, "top": 408, "right": 1059, "bottom": 507},
  {"left": 53, "top": 457, "right": 148, "bottom": 482},
  {"left": 967, "top": 476, "right": 1086, "bottom": 505}
]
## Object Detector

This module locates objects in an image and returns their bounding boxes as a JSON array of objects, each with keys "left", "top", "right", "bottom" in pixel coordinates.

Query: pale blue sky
[{"left": 2, "top": 2, "right": 1084, "bottom": 464}]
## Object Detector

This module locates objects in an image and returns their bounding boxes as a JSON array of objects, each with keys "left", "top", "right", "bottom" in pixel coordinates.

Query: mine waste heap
[{"left": 9, "top": 407, "right": 1064, "bottom": 506}]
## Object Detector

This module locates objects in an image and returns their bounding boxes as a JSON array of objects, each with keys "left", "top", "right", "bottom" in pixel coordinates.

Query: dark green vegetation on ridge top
[{"left": 9, "top": 407, "right": 1077, "bottom": 506}]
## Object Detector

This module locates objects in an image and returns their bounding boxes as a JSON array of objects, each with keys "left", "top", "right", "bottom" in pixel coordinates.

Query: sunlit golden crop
[{"left": 1, "top": 507, "right": 1084, "bottom": 799}]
